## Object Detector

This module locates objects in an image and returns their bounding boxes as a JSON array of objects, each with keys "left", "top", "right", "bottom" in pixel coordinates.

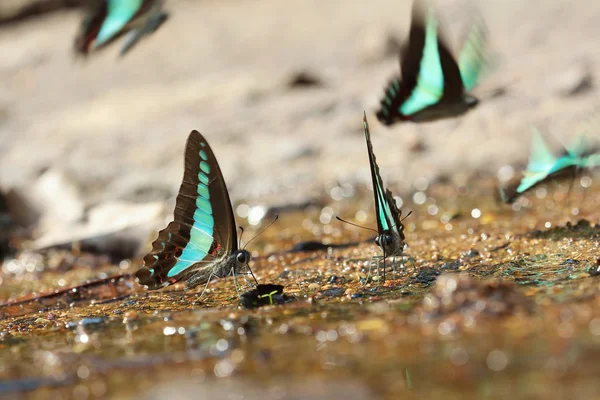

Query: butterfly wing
[
  {"left": 363, "top": 114, "right": 403, "bottom": 237},
  {"left": 583, "top": 154, "right": 600, "bottom": 168},
  {"left": 377, "top": 2, "right": 427, "bottom": 124},
  {"left": 74, "top": 0, "right": 108, "bottom": 54},
  {"left": 516, "top": 129, "right": 557, "bottom": 193},
  {"left": 377, "top": 2, "right": 453, "bottom": 123},
  {"left": 458, "top": 14, "right": 488, "bottom": 92},
  {"left": 93, "top": 0, "right": 144, "bottom": 48},
  {"left": 135, "top": 130, "right": 237, "bottom": 289},
  {"left": 119, "top": 6, "right": 168, "bottom": 56}
]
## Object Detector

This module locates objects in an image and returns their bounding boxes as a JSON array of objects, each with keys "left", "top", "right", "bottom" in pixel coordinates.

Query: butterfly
[
  {"left": 376, "top": 0, "right": 487, "bottom": 125},
  {"left": 135, "top": 130, "right": 255, "bottom": 291},
  {"left": 501, "top": 128, "right": 600, "bottom": 203},
  {"left": 74, "top": 0, "right": 168, "bottom": 57},
  {"left": 363, "top": 113, "right": 409, "bottom": 280}
]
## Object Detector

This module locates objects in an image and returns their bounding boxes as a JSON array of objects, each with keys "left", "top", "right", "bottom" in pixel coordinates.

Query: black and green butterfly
[
  {"left": 74, "top": 0, "right": 168, "bottom": 57},
  {"left": 362, "top": 114, "right": 409, "bottom": 281},
  {"left": 376, "top": 0, "right": 487, "bottom": 125},
  {"left": 135, "top": 130, "right": 254, "bottom": 291},
  {"left": 500, "top": 128, "right": 600, "bottom": 203}
]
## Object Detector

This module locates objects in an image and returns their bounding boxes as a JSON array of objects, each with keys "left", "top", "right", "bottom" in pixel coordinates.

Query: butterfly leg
[
  {"left": 246, "top": 265, "right": 259, "bottom": 285},
  {"left": 366, "top": 256, "right": 376, "bottom": 285},
  {"left": 230, "top": 267, "right": 242, "bottom": 296},
  {"left": 200, "top": 272, "right": 217, "bottom": 297},
  {"left": 366, "top": 256, "right": 384, "bottom": 285}
]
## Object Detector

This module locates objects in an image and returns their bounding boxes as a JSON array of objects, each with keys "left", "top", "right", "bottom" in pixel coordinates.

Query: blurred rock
[
  {"left": 551, "top": 64, "right": 594, "bottom": 97},
  {"left": 421, "top": 273, "right": 530, "bottom": 319},
  {"left": 32, "top": 200, "right": 166, "bottom": 260},
  {"left": 286, "top": 70, "right": 324, "bottom": 89},
  {"left": 13, "top": 167, "right": 85, "bottom": 233},
  {"left": 2, "top": 187, "right": 40, "bottom": 227},
  {"left": 355, "top": 27, "right": 401, "bottom": 64},
  {"left": 0, "top": 190, "right": 14, "bottom": 258}
]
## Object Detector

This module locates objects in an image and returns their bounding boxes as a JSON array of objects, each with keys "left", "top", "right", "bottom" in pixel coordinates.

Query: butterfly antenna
[
  {"left": 400, "top": 210, "right": 413, "bottom": 222},
  {"left": 390, "top": 210, "right": 413, "bottom": 231},
  {"left": 238, "top": 227, "right": 245, "bottom": 249},
  {"left": 335, "top": 216, "right": 378, "bottom": 234},
  {"left": 242, "top": 214, "right": 279, "bottom": 250}
]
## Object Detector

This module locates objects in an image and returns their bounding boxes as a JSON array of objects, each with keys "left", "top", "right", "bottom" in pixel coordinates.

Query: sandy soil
[{"left": 0, "top": 0, "right": 599, "bottom": 207}]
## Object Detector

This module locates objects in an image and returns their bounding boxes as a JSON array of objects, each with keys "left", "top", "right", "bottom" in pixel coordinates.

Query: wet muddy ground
[
  {"left": 1, "top": 0, "right": 600, "bottom": 398},
  {"left": 1, "top": 178, "right": 600, "bottom": 399}
]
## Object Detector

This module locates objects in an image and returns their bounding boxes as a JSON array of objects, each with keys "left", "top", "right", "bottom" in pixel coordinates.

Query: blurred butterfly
[
  {"left": 74, "top": 0, "right": 168, "bottom": 57},
  {"left": 500, "top": 128, "right": 600, "bottom": 203},
  {"left": 338, "top": 114, "right": 410, "bottom": 282},
  {"left": 376, "top": 0, "right": 487, "bottom": 124},
  {"left": 135, "top": 130, "right": 256, "bottom": 291}
]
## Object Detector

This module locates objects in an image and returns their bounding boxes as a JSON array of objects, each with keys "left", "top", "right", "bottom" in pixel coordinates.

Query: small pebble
[{"left": 308, "top": 283, "right": 320, "bottom": 291}]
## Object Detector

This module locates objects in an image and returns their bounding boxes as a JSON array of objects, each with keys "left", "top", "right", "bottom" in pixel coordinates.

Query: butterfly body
[
  {"left": 394, "top": 93, "right": 479, "bottom": 123},
  {"left": 135, "top": 130, "right": 251, "bottom": 291},
  {"left": 375, "top": 230, "right": 403, "bottom": 258},
  {"left": 363, "top": 114, "right": 407, "bottom": 263},
  {"left": 376, "top": 0, "right": 486, "bottom": 125},
  {"left": 74, "top": 0, "right": 168, "bottom": 56},
  {"left": 183, "top": 250, "right": 250, "bottom": 290}
]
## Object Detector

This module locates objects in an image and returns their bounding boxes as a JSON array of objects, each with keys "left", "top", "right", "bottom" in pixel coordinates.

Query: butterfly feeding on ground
[
  {"left": 135, "top": 130, "right": 256, "bottom": 291},
  {"left": 74, "top": 0, "right": 168, "bottom": 57},
  {"left": 337, "top": 114, "right": 409, "bottom": 281},
  {"left": 500, "top": 128, "right": 600, "bottom": 203},
  {"left": 376, "top": 0, "right": 488, "bottom": 125}
]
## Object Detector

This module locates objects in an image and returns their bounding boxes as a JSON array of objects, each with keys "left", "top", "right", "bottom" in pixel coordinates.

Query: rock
[
  {"left": 10, "top": 167, "right": 85, "bottom": 233},
  {"left": 551, "top": 64, "right": 594, "bottom": 97},
  {"left": 0, "top": 190, "right": 14, "bottom": 257},
  {"left": 32, "top": 200, "right": 166, "bottom": 260},
  {"left": 355, "top": 26, "right": 401, "bottom": 64},
  {"left": 421, "top": 273, "right": 530, "bottom": 319},
  {"left": 286, "top": 71, "right": 324, "bottom": 89},
  {"left": 415, "top": 266, "right": 440, "bottom": 284}
]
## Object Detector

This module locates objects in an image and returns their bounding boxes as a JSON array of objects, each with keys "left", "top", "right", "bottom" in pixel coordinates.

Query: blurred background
[{"left": 0, "top": 0, "right": 599, "bottom": 259}]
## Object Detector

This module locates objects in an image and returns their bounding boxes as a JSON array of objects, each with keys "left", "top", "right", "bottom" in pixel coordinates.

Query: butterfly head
[
  {"left": 375, "top": 231, "right": 404, "bottom": 256},
  {"left": 235, "top": 249, "right": 251, "bottom": 268}
]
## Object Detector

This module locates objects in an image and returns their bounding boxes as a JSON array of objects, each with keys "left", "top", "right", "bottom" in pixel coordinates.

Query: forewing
[
  {"left": 397, "top": 4, "right": 446, "bottom": 116},
  {"left": 376, "top": 1, "right": 426, "bottom": 124},
  {"left": 95, "top": 0, "right": 144, "bottom": 47},
  {"left": 135, "top": 130, "right": 236, "bottom": 289},
  {"left": 73, "top": 0, "right": 108, "bottom": 55},
  {"left": 363, "top": 114, "right": 398, "bottom": 234}
]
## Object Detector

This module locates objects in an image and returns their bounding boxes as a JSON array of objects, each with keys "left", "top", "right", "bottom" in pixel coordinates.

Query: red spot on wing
[{"left": 209, "top": 242, "right": 222, "bottom": 257}]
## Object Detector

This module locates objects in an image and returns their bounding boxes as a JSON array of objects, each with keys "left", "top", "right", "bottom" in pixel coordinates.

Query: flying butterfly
[
  {"left": 338, "top": 114, "right": 410, "bottom": 282},
  {"left": 74, "top": 0, "right": 168, "bottom": 57},
  {"left": 376, "top": 0, "right": 487, "bottom": 125},
  {"left": 500, "top": 128, "right": 600, "bottom": 203},
  {"left": 135, "top": 130, "right": 256, "bottom": 291}
]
